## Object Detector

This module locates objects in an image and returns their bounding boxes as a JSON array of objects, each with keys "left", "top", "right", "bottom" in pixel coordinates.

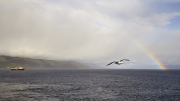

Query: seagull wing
[
  {"left": 120, "top": 60, "right": 123, "bottom": 62},
  {"left": 123, "top": 59, "right": 130, "bottom": 61},
  {"left": 106, "top": 62, "right": 115, "bottom": 66}
]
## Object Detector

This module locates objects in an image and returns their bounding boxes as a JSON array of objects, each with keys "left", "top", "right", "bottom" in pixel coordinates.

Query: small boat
[{"left": 11, "top": 66, "right": 25, "bottom": 70}]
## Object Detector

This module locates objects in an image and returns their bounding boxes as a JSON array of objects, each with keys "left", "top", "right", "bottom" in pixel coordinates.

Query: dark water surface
[{"left": 0, "top": 69, "right": 180, "bottom": 101}]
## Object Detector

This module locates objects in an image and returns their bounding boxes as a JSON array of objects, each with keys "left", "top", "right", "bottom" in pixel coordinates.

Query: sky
[{"left": 0, "top": 0, "right": 180, "bottom": 69}]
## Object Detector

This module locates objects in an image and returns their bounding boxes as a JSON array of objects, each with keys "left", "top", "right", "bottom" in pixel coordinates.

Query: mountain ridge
[{"left": 0, "top": 55, "right": 92, "bottom": 69}]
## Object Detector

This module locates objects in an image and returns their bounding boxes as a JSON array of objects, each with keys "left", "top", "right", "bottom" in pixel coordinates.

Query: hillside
[{"left": 0, "top": 55, "right": 91, "bottom": 69}]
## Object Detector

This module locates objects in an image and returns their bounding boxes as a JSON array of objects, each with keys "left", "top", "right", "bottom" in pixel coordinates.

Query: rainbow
[
  {"left": 134, "top": 39, "right": 167, "bottom": 70},
  {"left": 89, "top": 16, "right": 168, "bottom": 70},
  {"left": 111, "top": 28, "right": 168, "bottom": 70}
]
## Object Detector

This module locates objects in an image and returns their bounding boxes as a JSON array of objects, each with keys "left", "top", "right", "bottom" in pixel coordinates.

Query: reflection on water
[{"left": 0, "top": 69, "right": 180, "bottom": 101}]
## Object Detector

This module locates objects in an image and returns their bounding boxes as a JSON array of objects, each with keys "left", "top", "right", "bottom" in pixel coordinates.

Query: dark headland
[{"left": 0, "top": 55, "right": 91, "bottom": 69}]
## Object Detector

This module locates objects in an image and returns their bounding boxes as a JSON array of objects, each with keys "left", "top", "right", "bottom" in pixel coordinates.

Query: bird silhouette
[{"left": 107, "top": 59, "right": 130, "bottom": 66}]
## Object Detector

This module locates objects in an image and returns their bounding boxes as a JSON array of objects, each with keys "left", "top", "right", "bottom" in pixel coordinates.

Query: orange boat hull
[{"left": 11, "top": 69, "right": 25, "bottom": 70}]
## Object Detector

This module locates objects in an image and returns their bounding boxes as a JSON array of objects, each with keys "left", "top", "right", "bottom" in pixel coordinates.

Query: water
[{"left": 0, "top": 69, "right": 180, "bottom": 101}]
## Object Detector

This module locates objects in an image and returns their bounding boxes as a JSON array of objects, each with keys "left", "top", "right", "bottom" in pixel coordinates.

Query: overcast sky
[{"left": 0, "top": 0, "right": 180, "bottom": 69}]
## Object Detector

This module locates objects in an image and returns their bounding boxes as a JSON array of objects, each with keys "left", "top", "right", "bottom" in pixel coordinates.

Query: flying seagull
[{"left": 106, "top": 59, "right": 130, "bottom": 66}]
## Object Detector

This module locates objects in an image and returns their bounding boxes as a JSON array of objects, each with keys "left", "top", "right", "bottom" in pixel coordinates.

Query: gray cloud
[
  {"left": 0, "top": 2, "right": 126, "bottom": 60},
  {"left": 0, "top": 0, "right": 180, "bottom": 68}
]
